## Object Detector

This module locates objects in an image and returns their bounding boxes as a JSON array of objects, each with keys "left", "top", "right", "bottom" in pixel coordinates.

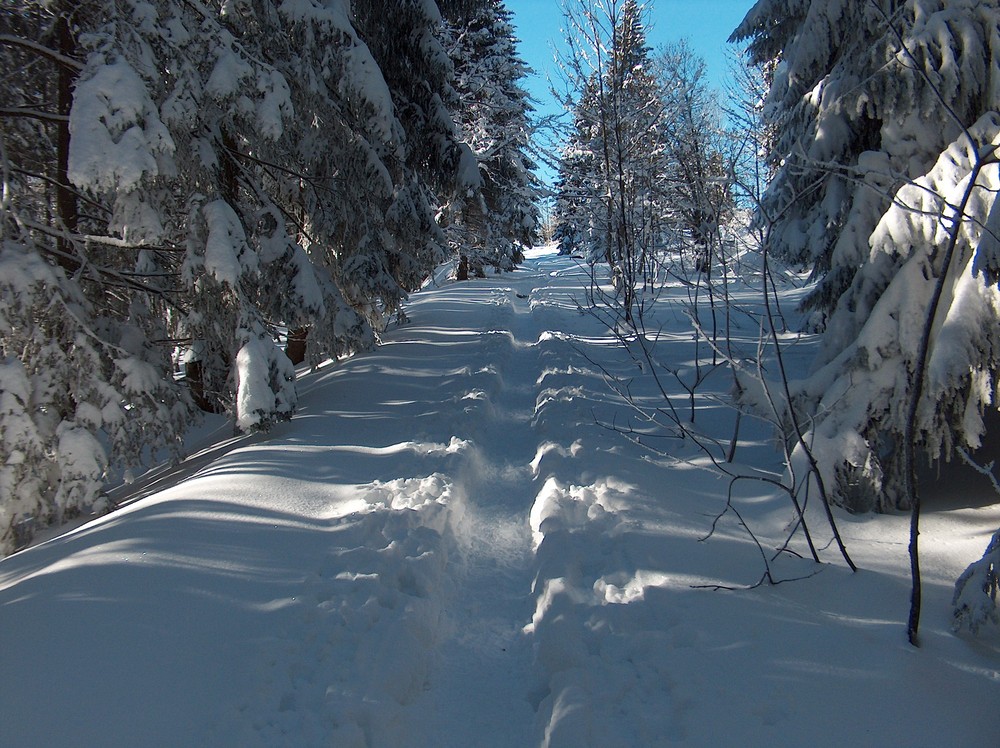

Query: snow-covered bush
[
  {"left": 234, "top": 332, "right": 296, "bottom": 432},
  {"left": 953, "top": 529, "right": 1000, "bottom": 634},
  {"left": 0, "top": 238, "right": 188, "bottom": 554}
]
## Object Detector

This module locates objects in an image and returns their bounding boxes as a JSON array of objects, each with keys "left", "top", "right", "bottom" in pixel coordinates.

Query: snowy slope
[{"left": 1, "top": 246, "right": 999, "bottom": 746}]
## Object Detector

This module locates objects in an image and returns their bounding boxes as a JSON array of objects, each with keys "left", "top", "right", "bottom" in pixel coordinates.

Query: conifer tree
[
  {"left": 1, "top": 0, "right": 194, "bottom": 548},
  {"left": 553, "top": 0, "right": 665, "bottom": 317},
  {"left": 733, "top": 0, "right": 1000, "bottom": 512},
  {"left": 656, "top": 41, "right": 732, "bottom": 269},
  {"left": 552, "top": 141, "right": 593, "bottom": 256},
  {"left": 444, "top": 0, "right": 539, "bottom": 278},
  {"left": 0, "top": 0, "right": 471, "bottom": 553}
]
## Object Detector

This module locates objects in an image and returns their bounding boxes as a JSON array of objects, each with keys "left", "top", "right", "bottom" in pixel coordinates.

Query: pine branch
[
  {"left": 0, "top": 34, "right": 84, "bottom": 71},
  {"left": 0, "top": 106, "right": 69, "bottom": 123}
]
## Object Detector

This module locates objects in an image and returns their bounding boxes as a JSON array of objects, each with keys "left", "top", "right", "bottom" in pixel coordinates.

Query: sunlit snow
[{"left": 1, "top": 246, "right": 998, "bottom": 746}]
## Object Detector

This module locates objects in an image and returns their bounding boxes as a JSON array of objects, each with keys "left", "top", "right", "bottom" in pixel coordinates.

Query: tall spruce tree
[
  {"left": 733, "top": 0, "right": 1000, "bottom": 512},
  {"left": 1, "top": 0, "right": 195, "bottom": 547},
  {"left": 552, "top": 137, "right": 594, "bottom": 256},
  {"left": 444, "top": 0, "right": 539, "bottom": 278},
  {"left": 656, "top": 41, "right": 732, "bottom": 269},
  {"left": 0, "top": 0, "right": 472, "bottom": 554},
  {"left": 553, "top": 0, "right": 665, "bottom": 317}
]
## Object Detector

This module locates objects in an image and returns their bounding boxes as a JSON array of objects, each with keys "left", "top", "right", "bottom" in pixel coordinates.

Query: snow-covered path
[
  {"left": 401, "top": 268, "right": 552, "bottom": 744},
  {"left": 2, "top": 247, "right": 1000, "bottom": 746}
]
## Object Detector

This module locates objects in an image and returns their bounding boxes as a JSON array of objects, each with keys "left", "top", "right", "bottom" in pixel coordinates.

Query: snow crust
[{"left": 1, "top": 248, "right": 998, "bottom": 746}]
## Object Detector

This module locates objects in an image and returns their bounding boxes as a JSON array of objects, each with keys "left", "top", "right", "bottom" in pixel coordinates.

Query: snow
[
  {"left": 2, "top": 246, "right": 999, "bottom": 745},
  {"left": 205, "top": 41, "right": 254, "bottom": 100},
  {"left": 287, "top": 243, "right": 326, "bottom": 315},
  {"left": 115, "top": 356, "right": 164, "bottom": 398},
  {"left": 235, "top": 337, "right": 279, "bottom": 431},
  {"left": 278, "top": 0, "right": 352, "bottom": 31},
  {"left": 954, "top": 528, "right": 1000, "bottom": 634},
  {"left": 202, "top": 199, "right": 256, "bottom": 285},
  {"left": 343, "top": 43, "right": 398, "bottom": 145},
  {"left": 456, "top": 142, "right": 484, "bottom": 191},
  {"left": 51, "top": 422, "right": 106, "bottom": 520},
  {"left": 254, "top": 68, "right": 293, "bottom": 140},
  {"left": 68, "top": 57, "right": 175, "bottom": 193},
  {"left": 108, "top": 191, "right": 166, "bottom": 244}
]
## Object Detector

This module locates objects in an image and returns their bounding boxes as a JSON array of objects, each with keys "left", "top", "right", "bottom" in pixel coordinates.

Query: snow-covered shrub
[
  {"left": 953, "top": 529, "right": 1000, "bottom": 634},
  {"left": 0, "top": 238, "right": 188, "bottom": 554},
  {"left": 234, "top": 333, "right": 296, "bottom": 432}
]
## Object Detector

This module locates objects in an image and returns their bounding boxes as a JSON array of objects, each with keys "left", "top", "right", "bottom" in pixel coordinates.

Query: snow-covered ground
[{"left": 2, "top": 245, "right": 999, "bottom": 746}]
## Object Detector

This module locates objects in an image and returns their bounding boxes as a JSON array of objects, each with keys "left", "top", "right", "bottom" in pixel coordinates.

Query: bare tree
[{"left": 552, "top": 0, "right": 667, "bottom": 322}]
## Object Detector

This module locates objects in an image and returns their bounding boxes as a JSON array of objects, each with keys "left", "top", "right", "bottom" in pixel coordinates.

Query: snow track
[{"left": 404, "top": 282, "right": 541, "bottom": 745}]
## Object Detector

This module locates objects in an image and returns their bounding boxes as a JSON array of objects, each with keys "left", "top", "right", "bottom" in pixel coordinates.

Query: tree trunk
[
  {"left": 903, "top": 158, "right": 986, "bottom": 645},
  {"left": 184, "top": 360, "right": 217, "bottom": 413},
  {"left": 54, "top": 8, "right": 79, "bottom": 269},
  {"left": 286, "top": 327, "right": 308, "bottom": 365}
]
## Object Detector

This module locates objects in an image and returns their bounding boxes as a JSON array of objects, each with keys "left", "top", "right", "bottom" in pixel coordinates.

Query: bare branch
[
  {"left": 0, "top": 106, "right": 69, "bottom": 123},
  {"left": 0, "top": 33, "right": 84, "bottom": 70}
]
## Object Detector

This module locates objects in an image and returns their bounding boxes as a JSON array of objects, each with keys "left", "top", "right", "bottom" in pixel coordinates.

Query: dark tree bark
[
  {"left": 285, "top": 327, "right": 308, "bottom": 365},
  {"left": 53, "top": 5, "right": 79, "bottom": 269}
]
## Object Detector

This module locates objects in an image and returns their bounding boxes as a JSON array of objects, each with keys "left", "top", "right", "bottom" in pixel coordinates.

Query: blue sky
[
  {"left": 504, "top": 0, "right": 757, "bottom": 185},
  {"left": 506, "top": 0, "right": 756, "bottom": 108}
]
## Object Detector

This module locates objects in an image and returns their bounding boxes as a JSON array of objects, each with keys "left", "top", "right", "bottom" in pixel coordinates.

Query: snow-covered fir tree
[
  {"left": 0, "top": 0, "right": 473, "bottom": 554},
  {"left": 953, "top": 527, "right": 1000, "bottom": 634},
  {"left": 552, "top": 0, "right": 666, "bottom": 314},
  {"left": 656, "top": 41, "right": 732, "bottom": 268},
  {"left": 733, "top": 0, "right": 1000, "bottom": 511},
  {"left": 443, "top": 0, "right": 539, "bottom": 278},
  {"left": 553, "top": 8, "right": 732, "bottom": 274},
  {"left": 1, "top": 0, "right": 193, "bottom": 550},
  {"left": 350, "top": 0, "right": 479, "bottom": 293},
  {"left": 552, "top": 142, "right": 593, "bottom": 256}
]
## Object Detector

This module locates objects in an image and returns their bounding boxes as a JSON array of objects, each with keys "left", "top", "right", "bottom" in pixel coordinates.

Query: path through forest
[{"left": 2, "top": 247, "right": 999, "bottom": 747}]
